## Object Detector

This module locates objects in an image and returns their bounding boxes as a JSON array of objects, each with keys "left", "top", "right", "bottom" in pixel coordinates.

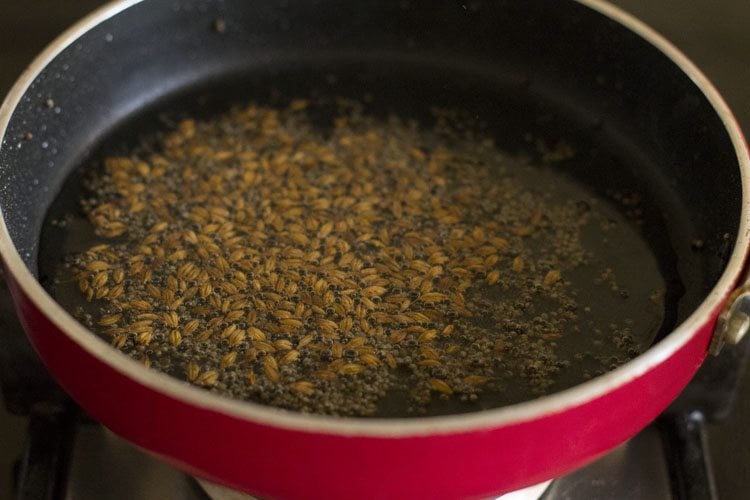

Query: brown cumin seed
[
  {"left": 195, "top": 330, "right": 213, "bottom": 342},
  {"left": 332, "top": 342, "right": 343, "bottom": 358},
  {"left": 280, "top": 350, "right": 300, "bottom": 365},
  {"left": 136, "top": 331, "right": 153, "bottom": 345},
  {"left": 429, "top": 379, "right": 453, "bottom": 394},
  {"left": 419, "top": 292, "right": 446, "bottom": 304},
  {"left": 297, "top": 335, "right": 314, "bottom": 349},
  {"left": 273, "top": 309, "right": 292, "bottom": 320},
  {"left": 150, "top": 221, "right": 169, "bottom": 233},
  {"left": 486, "top": 269, "right": 501, "bottom": 285},
  {"left": 418, "top": 359, "right": 441, "bottom": 368},
  {"left": 390, "top": 331, "right": 407, "bottom": 343},
  {"left": 130, "top": 299, "right": 153, "bottom": 311},
  {"left": 220, "top": 352, "right": 237, "bottom": 368},
  {"left": 279, "top": 318, "right": 304, "bottom": 330},
  {"left": 384, "top": 352, "right": 398, "bottom": 369},
  {"left": 112, "top": 335, "right": 127, "bottom": 349},
  {"left": 168, "top": 330, "right": 182, "bottom": 346},
  {"left": 290, "top": 380, "right": 315, "bottom": 395},
  {"left": 228, "top": 330, "right": 246, "bottom": 347},
  {"left": 85, "top": 261, "right": 110, "bottom": 271},
  {"left": 464, "top": 375, "right": 490, "bottom": 386},
  {"left": 253, "top": 340, "right": 276, "bottom": 353},
  {"left": 196, "top": 370, "right": 219, "bottom": 386},
  {"left": 274, "top": 339, "right": 294, "bottom": 351},
  {"left": 408, "top": 311, "right": 430, "bottom": 323},
  {"left": 164, "top": 311, "right": 180, "bottom": 328},
  {"left": 362, "top": 285, "right": 387, "bottom": 297},
  {"left": 318, "top": 318, "right": 338, "bottom": 331},
  {"left": 543, "top": 269, "right": 561, "bottom": 286},
  {"left": 339, "top": 363, "right": 365, "bottom": 375},
  {"left": 247, "top": 327, "right": 266, "bottom": 341},
  {"left": 421, "top": 345, "right": 440, "bottom": 360},
  {"left": 263, "top": 360, "right": 280, "bottom": 382},
  {"left": 224, "top": 310, "right": 244, "bottom": 322},
  {"left": 108, "top": 284, "right": 124, "bottom": 299},
  {"left": 146, "top": 284, "right": 161, "bottom": 299},
  {"left": 418, "top": 329, "right": 438, "bottom": 343},
  {"left": 221, "top": 324, "right": 238, "bottom": 339},
  {"left": 359, "top": 353, "right": 380, "bottom": 367},
  {"left": 92, "top": 272, "right": 109, "bottom": 288},
  {"left": 98, "top": 314, "right": 121, "bottom": 326}
]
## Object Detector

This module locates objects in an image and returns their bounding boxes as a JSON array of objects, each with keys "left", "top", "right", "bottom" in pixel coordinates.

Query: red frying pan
[{"left": 1, "top": 0, "right": 749, "bottom": 498}]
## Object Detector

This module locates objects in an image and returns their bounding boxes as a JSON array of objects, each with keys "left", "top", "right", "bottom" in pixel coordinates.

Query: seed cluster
[{"left": 65, "top": 100, "right": 597, "bottom": 416}]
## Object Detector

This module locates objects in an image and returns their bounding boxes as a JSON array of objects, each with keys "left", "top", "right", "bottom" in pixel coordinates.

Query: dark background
[{"left": 1, "top": 1, "right": 749, "bottom": 498}]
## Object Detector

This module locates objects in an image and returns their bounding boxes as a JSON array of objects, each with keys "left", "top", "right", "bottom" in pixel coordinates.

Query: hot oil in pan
[{"left": 38, "top": 66, "right": 676, "bottom": 417}]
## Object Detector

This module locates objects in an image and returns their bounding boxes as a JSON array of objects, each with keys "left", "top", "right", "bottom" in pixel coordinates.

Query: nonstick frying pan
[{"left": 0, "top": 0, "right": 749, "bottom": 498}]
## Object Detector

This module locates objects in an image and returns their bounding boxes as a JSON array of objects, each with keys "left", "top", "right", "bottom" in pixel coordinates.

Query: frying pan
[{"left": 1, "top": 0, "right": 749, "bottom": 498}]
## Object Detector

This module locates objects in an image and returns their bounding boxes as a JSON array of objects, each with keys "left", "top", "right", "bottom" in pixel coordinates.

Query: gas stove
[
  {"left": 2, "top": 1, "right": 750, "bottom": 499},
  {"left": 10, "top": 415, "right": 683, "bottom": 499}
]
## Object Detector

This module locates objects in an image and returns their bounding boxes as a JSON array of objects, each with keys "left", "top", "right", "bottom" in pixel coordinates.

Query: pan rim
[{"left": 0, "top": 0, "right": 748, "bottom": 437}]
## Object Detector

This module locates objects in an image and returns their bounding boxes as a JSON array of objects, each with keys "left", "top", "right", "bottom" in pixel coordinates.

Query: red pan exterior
[{"left": 5, "top": 266, "right": 717, "bottom": 499}]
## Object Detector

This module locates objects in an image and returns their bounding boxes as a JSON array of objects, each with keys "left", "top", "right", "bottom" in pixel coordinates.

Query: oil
[{"left": 38, "top": 68, "right": 677, "bottom": 418}]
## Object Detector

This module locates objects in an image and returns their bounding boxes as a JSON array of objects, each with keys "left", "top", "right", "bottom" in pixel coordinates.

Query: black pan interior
[{"left": 0, "top": 0, "right": 741, "bottom": 347}]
